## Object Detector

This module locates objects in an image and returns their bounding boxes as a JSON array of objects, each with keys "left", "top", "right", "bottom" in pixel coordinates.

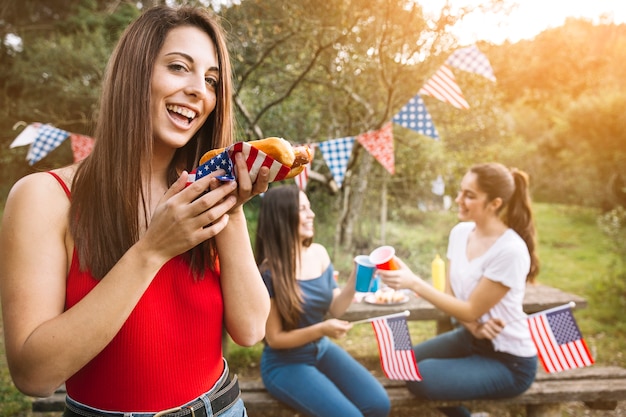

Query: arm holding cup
[
  {"left": 328, "top": 262, "right": 357, "bottom": 318},
  {"left": 254, "top": 185, "right": 391, "bottom": 416},
  {"left": 377, "top": 256, "right": 508, "bottom": 323}
]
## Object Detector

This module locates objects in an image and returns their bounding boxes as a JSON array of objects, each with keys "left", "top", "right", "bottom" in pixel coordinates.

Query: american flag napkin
[{"left": 187, "top": 141, "right": 291, "bottom": 185}]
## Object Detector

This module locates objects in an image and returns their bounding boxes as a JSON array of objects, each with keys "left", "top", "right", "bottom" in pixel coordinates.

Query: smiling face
[
  {"left": 455, "top": 171, "right": 493, "bottom": 222},
  {"left": 298, "top": 191, "right": 315, "bottom": 242},
  {"left": 150, "top": 25, "right": 219, "bottom": 151}
]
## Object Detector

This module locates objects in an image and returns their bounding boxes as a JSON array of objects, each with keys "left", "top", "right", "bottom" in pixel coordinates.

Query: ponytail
[
  {"left": 470, "top": 163, "right": 540, "bottom": 283},
  {"left": 506, "top": 169, "right": 540, "bottom": 283}
]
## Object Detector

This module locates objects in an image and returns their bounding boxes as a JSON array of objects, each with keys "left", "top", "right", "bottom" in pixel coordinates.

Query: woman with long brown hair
[
  {"left": 255, "top": 185, "right": 390, "bottom": 417},
  {"left": 0, "top": 5, "right": 269, "bottom": 417},
  {"left": 378, "top": 162, "right": 539, "bottom": 417}
]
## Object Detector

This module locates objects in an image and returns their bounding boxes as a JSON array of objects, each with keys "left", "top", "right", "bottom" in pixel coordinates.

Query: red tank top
[{"left": 49, "top": 172, "right": 224, "bottom": 411}]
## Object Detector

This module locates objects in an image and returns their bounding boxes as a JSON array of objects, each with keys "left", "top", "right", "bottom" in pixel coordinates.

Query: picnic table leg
[{"left": 436, "top": 317, "right": 453, "bottom": 334}]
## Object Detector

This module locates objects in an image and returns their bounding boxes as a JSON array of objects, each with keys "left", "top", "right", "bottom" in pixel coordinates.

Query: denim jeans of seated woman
[
  {"left": 261, "top": 336, "right": 390, "bottom": 417},
  {"left": 405, "top": 326, "right": 537, "bottom": 417}
]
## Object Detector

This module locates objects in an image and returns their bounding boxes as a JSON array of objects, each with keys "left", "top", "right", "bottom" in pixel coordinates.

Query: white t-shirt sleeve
[{"left": 483, "top": 232, "right": 530, "bottom": 290}]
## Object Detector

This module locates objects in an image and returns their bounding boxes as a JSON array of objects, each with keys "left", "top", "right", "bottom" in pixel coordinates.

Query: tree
[{"left": 224, "top": 0, "right": 508, "bottom": 250}]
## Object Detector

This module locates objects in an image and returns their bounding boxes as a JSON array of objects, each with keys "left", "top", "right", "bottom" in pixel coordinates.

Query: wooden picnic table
[{"left": 339, "top": 283, "right": 588, "bottom": 325}]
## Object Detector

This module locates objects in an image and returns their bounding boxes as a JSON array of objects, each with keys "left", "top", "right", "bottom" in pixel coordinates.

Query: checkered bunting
[
  {"left": 445, "top": 45, "right": 496, "bottom": 82},
  {"left": 318, "top": 137, "right": 355, "bottom": 188},
  {"left": 26, "top": 124, "right": 71, "bottom": 165},
  {"left": 392, "top": 94, "right": 440, "bottom": 140}
]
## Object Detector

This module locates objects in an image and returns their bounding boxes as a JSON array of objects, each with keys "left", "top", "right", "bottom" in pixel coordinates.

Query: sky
[{"left": 423, "top": 0, "right": 626, "bottom": 44}]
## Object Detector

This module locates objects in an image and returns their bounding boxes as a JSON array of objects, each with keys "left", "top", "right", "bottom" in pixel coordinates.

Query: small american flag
[
  {"left": 527, "top": 304, "right": 594, "bottom": 373},
  {"left": 187, "top": 142, "right": 291, "bottom": 185},
  {"left": 371, "top": 315, "right": 422, "bottom": 381}
]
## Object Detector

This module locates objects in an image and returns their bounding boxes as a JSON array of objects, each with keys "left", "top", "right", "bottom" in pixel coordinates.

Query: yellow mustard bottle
[{"left": 432, "top": 254, "right": 445, "bottom": 292}]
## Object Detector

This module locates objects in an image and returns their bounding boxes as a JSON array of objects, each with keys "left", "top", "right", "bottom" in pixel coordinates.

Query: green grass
[{"left": 1, "top": 203, "right": 624, "bottom": 416}]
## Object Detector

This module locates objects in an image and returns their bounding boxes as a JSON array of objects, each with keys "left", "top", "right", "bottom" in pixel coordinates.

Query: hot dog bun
[{"left": 199, "top": 137, "right": 312, "bottom": 180}]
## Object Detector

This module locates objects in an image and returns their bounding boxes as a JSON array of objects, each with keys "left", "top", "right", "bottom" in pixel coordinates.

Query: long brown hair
[
  {"left": 470, "top": 163, "right": 540, "bottom": 283},
  {"left": 255, "top": 185, "right": 311, "bottom": 330},
  {"left": 70, "top": 6, "right": 235, "bottom": 279}
]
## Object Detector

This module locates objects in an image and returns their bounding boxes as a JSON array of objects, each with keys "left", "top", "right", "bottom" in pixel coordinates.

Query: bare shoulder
[
  {"left": 309, "top": 242, "right": 329, "bottom": 255},
  {"left": 4, "top": 168, "right": 75, "bottom": 228},
  {"left": 309, "top": 242, "right": 331, "bottom": 264},
  {"left": 8, "top": 169, "right": 70, "bottom": 195}
]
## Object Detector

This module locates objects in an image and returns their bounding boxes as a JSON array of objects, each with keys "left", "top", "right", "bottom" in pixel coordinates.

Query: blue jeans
[
  {"left": 261, "top": 336, "right": 390, "bottom": 417},
  {"left": 406, "top": 327, "right": 538, "bottom": 417}
]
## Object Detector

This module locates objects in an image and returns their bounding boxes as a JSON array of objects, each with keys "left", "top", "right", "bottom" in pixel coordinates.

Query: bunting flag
[
  {"left": 527, "top": 303, "right": 594, "bottom": 373},
  {"left": 357, "top": 122, "right": 395, "bottom": 175},
  {"left": 10, "top": 123, "right": 41, "bottom": 148},
  {"left": 294, "top": 144, "right": 315, "bottom": 190},
  {"left": 187, "top": 141, "right": 291, "bottom": 185},
  {"left": 418, "top": 64, "right": 470, "bottom": 110},
  {"left": 445, "top": 45, "right": 496, "bottom": 82},
  {"left": 318, "top": 136, "right": 355, "bottom": 188},
  {"left": 70, "top": 133, "right": 95, "bottom": 162},
  {"left": 26, "top": 124, "right": 71, "bottom": 165},
  {"left": 392, "top": 94, "right": 440, "bottom": 140},
  {"left": 371, "top": 315, "right": 422, "bottom": 381}
]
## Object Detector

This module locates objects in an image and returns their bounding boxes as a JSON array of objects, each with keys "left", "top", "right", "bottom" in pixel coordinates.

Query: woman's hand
[
  {"left": 321, "top": 318, "right": 353, "bottom": 340},
  {"left": 376, "top": 257, "right": 423, "bottom": 292},
  {"left": 467, "top": 318, "right": 506, "bottom": 340},
  {"left": 140, "top": 171, "right": 238, "bottom": 261},
  {"left": 228, "top": 152, "right": 270, "bottom": 209}
]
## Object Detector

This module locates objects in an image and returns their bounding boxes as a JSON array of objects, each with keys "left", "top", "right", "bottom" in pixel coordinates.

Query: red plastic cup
[{"left": 369, "top": 246, "right": 398, "bottom": 270}]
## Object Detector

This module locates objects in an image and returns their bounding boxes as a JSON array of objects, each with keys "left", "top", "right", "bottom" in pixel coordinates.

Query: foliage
[
  {"left": 0, "top": 1, "right": 139, "bottom": 202},
  {"left": 592, "top": 206, "right": 626, "bottom": 334},
  {"left": 484, "top": 19, "right": 626, "bottom": 207}
]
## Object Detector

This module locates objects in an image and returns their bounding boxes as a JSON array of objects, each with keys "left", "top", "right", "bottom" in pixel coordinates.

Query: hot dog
[{"left": 199, "top": 137, "right": 312, "bottom": 179}]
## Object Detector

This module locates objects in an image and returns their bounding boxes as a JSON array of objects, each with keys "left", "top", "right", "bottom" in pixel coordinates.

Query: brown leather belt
[{"left": 64, "top": 375, "right": 240, "bottom": 417}]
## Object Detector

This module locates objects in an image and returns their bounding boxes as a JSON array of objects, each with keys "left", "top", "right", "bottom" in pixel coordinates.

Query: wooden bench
[{"left": 32, "top": 366, "right": 626, "bottom": 417}]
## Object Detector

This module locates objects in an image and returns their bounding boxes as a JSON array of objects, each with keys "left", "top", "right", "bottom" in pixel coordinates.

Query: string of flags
[
  {"left": 315, "top": 44, "right": 495, "bottom": 187},
  {"left": 9, "top": 45, "right": 495, "bottom": 189},
  {"left": 10, "top": 122, "right": 94, "bottom": 165}
]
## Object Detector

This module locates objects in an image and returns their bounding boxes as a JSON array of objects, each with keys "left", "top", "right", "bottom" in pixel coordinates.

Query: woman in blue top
[{"left": 254, "top": 185, "right": 390, "bottom": 417}]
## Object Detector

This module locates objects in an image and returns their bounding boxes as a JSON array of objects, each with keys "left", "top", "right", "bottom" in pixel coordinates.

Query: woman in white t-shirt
[{"left": 377, "top": 162, "right": 540, "bottom": 417}]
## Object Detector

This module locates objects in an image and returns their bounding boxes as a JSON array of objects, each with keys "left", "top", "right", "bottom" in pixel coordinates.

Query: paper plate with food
[{"left": 364, "top": 288, "right": 410, "bottom": 306}]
